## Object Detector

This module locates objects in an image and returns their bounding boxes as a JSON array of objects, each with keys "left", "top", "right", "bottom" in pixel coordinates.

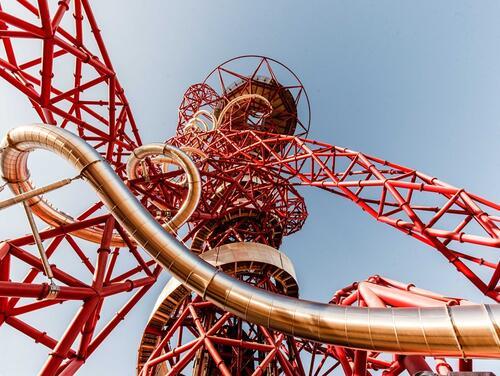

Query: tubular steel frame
[
  {"left": 0, "top": 2, "right": 498, "bottom": 375},
  {"left": 0, "top": 2, "right": 153, "bottom": 374},
  {"left": 299, "top": 276, "right": 479, "bottom": 376},
  {"left": 168, "top": 128, "right": 500, "bottom": 301},
  {"left": 140, "top": 297, "right": 303, "bottom": 376},
  {"left": 139, "top": 276, "right": 301, "bottom": 376},
  {"left": 0, "top": 0, "right": 140, "bottom": 173}
]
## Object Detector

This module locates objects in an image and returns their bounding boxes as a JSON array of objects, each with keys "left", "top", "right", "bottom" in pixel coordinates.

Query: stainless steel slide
[{"left": 1, "top": 124, "right": 499, "bottom": 358}]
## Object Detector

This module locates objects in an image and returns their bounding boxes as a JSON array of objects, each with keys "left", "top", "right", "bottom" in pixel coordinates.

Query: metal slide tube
[
  {"left": 1, "top": 125, "right": 499, "bottom": 358},
  {"left": 0, "top": 127, "right": 124, "bottom": 246},
  {"left": 0, "top": 131, "right": 199, "bottom": 246},
  {"left": 215, "top": 93, "right": 272, "bottom": 129},
  {"left": 126, "top": 143, "right": 201, "bottom": 232}
]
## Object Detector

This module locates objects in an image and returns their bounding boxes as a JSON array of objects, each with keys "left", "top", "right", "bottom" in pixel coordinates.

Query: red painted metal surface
[
  {"left": 138, "top": 280, "right": 304, "bottom": 376},
  {"left": 0, "top": 2, "right": 155, "bottom": 374},
  {"left": 306, "top": 275, "right": 478, "bottom": 376},
  {"left": 0, "top": 2, "right": 498, "bottom": 375},
  {"left": 0, "top": 0, "right": 141, "bottom": 174},
  {"left": 167, "top": 124, "right": 500, "bottom": 300},
  {"left": 135, "top": 56, "right": 499, "bottom": 374}
]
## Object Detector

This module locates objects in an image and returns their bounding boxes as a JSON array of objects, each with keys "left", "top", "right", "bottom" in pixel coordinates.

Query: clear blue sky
[{"left": 0, "top": 1, "right": 499, "bottom": 374}]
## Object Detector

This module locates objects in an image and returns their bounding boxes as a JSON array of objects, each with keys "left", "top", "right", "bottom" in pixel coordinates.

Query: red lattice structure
[
  {"left": 312, "top": 275, "right": 478, "bottom": 376},
  {"left": 0, "top": 2, "right": 498, "bottom": 376},
  {"left": 168, "top": 126, "right": 500, "bottom": 299},
  {"left": 0, "top": 2, "right": 154, "bottom": 375},
  {"left": 0, "top": 0, "right": 141, "bottom": 173},
  {"left": 136, "top": 242, "right": 304, "bottom": 376}
]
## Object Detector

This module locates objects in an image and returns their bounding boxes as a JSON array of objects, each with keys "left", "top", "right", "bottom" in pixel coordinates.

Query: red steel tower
[
  {"left": 135, "top": 56, "right": 500, "bottom": 375},
  {"left": 136, "top": 56, "right": 311, "bottom": 375},
  {"left": 0, "top": 2, "right": 498, "bottom": 376}
]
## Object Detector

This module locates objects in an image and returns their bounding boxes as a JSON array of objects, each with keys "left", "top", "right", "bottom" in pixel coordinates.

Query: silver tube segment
[
  {"left": 126, "top": 143, "right": 201, "bottom": 232},
  {"left": 215, "top": 93, "right": 272, "bottom": 129},
  {"left": 1, "top": 124, "right": 499, "bottom": 358},
  {"left": 0, "top": 130, "right": 200, "bottom": 246},
  {"left": 0, "top": 124, "right": 124, "bottom": 246}
]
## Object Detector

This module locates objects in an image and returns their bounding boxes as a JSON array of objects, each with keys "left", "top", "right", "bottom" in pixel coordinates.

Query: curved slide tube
[
  {"left": 1, "top": 124, "right": 499, "bottom": 358},
  {"left": 0, "top": 130, "right": 200, "bottom": 246},
  {"left": 126, "top": 143, "right": 201, "bottom": 232}
]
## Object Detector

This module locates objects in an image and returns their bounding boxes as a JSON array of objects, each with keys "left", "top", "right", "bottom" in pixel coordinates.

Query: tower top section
[{"left": 177, "top": 55, "right": 311, "bottom": 137}]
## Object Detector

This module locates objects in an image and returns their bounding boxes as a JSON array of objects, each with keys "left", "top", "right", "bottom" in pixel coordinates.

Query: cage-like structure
[{"left": 0, "top": 3, "right": 498, "bottom": 376}]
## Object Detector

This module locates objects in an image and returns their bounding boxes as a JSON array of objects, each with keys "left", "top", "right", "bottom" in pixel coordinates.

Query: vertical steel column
[{"left": 0, "top": 242, "right": 10, "bottom": 325}]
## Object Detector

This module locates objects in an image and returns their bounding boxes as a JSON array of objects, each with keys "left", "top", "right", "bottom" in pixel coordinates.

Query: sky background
[{"left": 0, "top": 1, "right": 499, "bottom": 374}]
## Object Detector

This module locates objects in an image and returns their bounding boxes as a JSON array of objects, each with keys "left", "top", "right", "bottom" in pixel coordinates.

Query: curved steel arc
[
  {"left": 126, "top": 143, "right": 201, "bottom": 232},
  {"left": 215, "top": 93, "right": 273, "bottom": 129},
  {"left": 196, "top": 129, "right": 499, "bottom": 300},
  {"left": 1, "top": 124, "right": 499, "bottom": 358},
  {"left": 0, "top": 136, "right": 200, "bottom": 247}
]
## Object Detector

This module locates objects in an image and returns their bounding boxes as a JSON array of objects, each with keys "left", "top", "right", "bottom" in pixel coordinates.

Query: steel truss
[
  {"left": 294, "top": 276, "right": 477, "bottom": 376},
  {"left": 0, "top": 2, "right": 498, "bottom": 375},
  {"left": 0, "top": 2, "right": 153, "bottom": 374},
  {"left": 167, "top": 128, "right": 500, "bottom": 301}
]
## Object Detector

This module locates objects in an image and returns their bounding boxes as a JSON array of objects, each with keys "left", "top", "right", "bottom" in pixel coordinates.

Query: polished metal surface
[
  {"left": 126, "top": 143, "right": 201, "bottom": 232},
  {"left": 151, "top": 242, "right": 299, "bottom": 321},
  {"left": 0, "top": 132, "right": 201, "bottom": 246},
  {"left": 184, "top": 110, "right": 216, "bottom": 132},
  {"left": 1, "top": 124, "right": 499, "bottom": 358},
  {"left": 137, "top": 241, "right": 299, "bottom": 369},
  {"left": 21, "top": 187, "right": 54, "bottom": 281},
  {"left": 200, "top": 242, "right": 297, "bottom": 294},
  {"left": 216, "top": 93, "right": 272, "bottom": 128}
]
